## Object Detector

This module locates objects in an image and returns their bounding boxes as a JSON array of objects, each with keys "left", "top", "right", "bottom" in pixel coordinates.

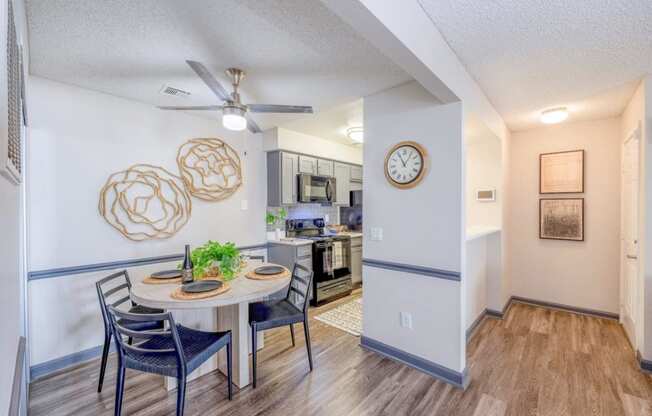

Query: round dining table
[{"left": 130, "top": 261, "right": 291, "bottom": 389}]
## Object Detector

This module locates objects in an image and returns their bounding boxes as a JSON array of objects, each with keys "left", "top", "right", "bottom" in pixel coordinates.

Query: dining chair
[
  {"left": 107, "top": 306, "right": 233, "bottom": 416},
  {"left": 249, "top": 263, "right": 314, "bottom": 388},
  {"left": 95, "top": 270, "right": 164, "bottom": 393}
]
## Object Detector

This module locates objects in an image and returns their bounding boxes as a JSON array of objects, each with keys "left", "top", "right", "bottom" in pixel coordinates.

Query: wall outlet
[
  {"left": 324, "top": 214, "right": 330, "bottom": 223},
  {"left": 400, "top": 312, "right": 413, "bottom": 329},
  {"left": 241, "top": 200, "right": 248, "bottom": 210},
  {"left": 371, "top": 227, "right": 383, "bottom": 241}
]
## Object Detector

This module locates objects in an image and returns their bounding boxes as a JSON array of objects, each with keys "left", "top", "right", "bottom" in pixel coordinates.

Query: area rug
[{"left": 314, "top": 298, "right": 362, "bottom": 336}]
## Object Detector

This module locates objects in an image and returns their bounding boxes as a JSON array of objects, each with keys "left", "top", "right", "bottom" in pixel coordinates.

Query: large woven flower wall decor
[
  {"left": 176, "top": 138, "right": 243, "bottom": 201},
  {"left": 98, "top": 164, "right": 192, "bottom": 241}
]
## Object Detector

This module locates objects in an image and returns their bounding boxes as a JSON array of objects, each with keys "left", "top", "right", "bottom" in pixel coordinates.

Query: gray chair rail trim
[
  {"left": 30, "top": 342, "right": 116, "bottom": 381},
  {"left": 360, "top": 336, "right": 469, "bottom": 389},
  {"left": 9, "top": 336, "right": 26, "bottom": 416},
  {"left": 362, "top": 258, "right": 461, "bottom": 281},
  {"left": 637, "top": 351, "right": 652, "bottom": 373},
  {"left": 510, "top": 296, "right": 619, "bottom": 320},
  {"left": 27, "top": 243, "right": 268, "bottom": 281}
]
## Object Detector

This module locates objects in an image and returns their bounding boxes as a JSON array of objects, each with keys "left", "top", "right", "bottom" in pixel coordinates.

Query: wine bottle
[{"left": 182, "top": 244, "right": 194, "bottom": 283}]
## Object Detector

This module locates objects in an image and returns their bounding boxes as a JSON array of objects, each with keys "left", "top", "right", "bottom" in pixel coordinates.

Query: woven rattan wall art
[
  {"left": 98, "top": 164, "right": 192, "bottom": 241},
  {"left": 176, "top": 138, "right": 242, "bottom": 201}
]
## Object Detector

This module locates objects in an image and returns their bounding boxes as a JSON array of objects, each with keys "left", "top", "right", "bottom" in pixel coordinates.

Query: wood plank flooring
[{"left": 29, "top": 293, "right": 652, "bottom": 416}]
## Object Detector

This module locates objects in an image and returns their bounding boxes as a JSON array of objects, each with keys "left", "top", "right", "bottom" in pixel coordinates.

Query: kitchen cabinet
[
  {"left": 317, "top": 159, "right": 334, "bottom": 177},
  {"left": 350, "top": 236, "right": 362, "bottom": 284},
  {"left": 298, "top": 155, "right": 317, "bottom": 174},
  {"left": 351, "top": 165, "right": 363, "bottom": 182},
  {"left": 334, "top": 162, "right": 351, "bottom": 206},
  {"left": 267, "top": 151, "right": 298, "bottom": 206},
  {"left": 268, "top": 242, "right": 314, "bottom": 300}
]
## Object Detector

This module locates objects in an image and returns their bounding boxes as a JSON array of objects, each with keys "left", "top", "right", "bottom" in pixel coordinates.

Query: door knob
[{"left": 627, "top": 254, "right": 638, "bottom": 260}]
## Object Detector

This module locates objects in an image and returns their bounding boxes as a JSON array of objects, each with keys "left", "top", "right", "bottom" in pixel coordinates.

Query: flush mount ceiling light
[
  {"left": 347, "top": 126, "right": 364, "bottom": 143},
  {"left": 540, "top": 107, "right": 569, "bottom": 124}
]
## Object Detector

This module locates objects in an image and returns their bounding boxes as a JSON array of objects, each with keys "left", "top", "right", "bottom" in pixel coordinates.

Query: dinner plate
[
  {"left": 254, "top": 265, "right": 285, "bottom": 275},
  {"left": 181, "top": 280, "right": 223, "bottom": 293},
  {"left": 150, "top": 269, "right": 183, "bottom": 279}
]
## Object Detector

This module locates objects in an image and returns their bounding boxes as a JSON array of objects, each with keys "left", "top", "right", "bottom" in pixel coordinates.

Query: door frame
[{"left": 620, "top": 123, "right": 641, "bottom": 348}]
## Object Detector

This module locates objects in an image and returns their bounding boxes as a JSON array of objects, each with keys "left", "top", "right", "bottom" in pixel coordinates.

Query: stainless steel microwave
[{"left": 298, "top": 174, "right": 336, "bottom": 204}]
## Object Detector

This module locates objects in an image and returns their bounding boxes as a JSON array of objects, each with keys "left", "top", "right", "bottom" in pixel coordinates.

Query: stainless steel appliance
[
  {"left": 286, "top": 218, "right": 352, "bottom": 305},
  {"left": 298, "top": 174, "right": 336, "bottom": 204},
  {"left": 350, "top": 190, "right": 362, "bottom": 207}
]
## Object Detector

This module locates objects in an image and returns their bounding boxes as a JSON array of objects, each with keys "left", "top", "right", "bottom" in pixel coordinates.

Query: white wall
[
  {"left": 506, "top": 117, "right": 621, "bottom": 314},
  {"left": 466, "top": 136, "right": 502, "bottom": 228},
  {"left": 263, "top": 127, "right": 363, "bottom": 165},
  {"left": 363, "top": 81, "right": 465, "bottom": 373},
  {"left": 27, "top": 77, "right": 267, "bottom": 365}
]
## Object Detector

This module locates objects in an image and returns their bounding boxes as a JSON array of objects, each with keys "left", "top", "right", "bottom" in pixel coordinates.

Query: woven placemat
[
  {"left": 170, "top": 281, "right": 231, "bottom": 300},
  {"left": 245, "top": 267, "right": 291, "bottom": 281},
  {"left": 143, "top": 276, "right": 182, "bottom": 285}
]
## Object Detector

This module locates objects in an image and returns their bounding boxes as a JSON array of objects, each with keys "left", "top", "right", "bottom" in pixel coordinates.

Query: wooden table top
[{"left": 130, "top": 262, "right": 290, "bottom": 310}]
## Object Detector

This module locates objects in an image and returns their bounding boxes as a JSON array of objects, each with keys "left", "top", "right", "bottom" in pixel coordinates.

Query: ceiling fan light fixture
[
  {"left": 540, "top": 107, "right": 568, "bottom": 124},
  {"left": 222, "top": 105, "right": 247, "bottom": 131},
  {"left": 347, "top": 126, "right": 364, "bottom": 143}
]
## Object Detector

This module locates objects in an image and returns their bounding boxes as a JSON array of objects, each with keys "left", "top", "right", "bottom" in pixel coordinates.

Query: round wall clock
[{"left": 384, "top": 141, "right": 428, "bottom": 189}]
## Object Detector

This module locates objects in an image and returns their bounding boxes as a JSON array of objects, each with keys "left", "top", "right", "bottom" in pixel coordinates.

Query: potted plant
[
  {"left": 181, "top": 241, "right": 242, "bottom": 281},
  {"left": 266, "top": 208, "right": 287, "bottom": 240}
]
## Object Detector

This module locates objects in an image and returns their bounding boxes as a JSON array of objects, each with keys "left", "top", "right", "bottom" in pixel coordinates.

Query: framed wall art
[
  {"left": 539, "top": 150, "right": 584, "bottom": 194},
  {"left": 539, "top": 198, "right": 584, "bottom": 241}
]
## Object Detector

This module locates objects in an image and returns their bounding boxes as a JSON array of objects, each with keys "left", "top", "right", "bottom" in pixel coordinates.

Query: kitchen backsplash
[{"left": 267, "top": 204, "right": 340, "bottom": 230}]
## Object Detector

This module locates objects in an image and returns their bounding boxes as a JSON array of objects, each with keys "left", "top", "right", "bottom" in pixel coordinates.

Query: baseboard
[
  {"left": 466, "top": 309, "right": 487, "bottom": 341},
  {"left": 360, "top": 336, "right": 469, "bottom": 389},
  {"left": 510, "top": 296, "right": 618, "bottom": 320},
  {"left": 30, "top": 342, "right": 113, "bottom": 381},
  {"left": 637, "top": 350, "right": 652, "bottom": 373},
  {"left": 9, "top": 337, "right": 26, "bottom": 416}
]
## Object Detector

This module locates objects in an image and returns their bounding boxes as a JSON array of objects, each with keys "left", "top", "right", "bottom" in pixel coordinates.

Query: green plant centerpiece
[{"left": 182, "top": 241, "right": 242, "bottom": 281}]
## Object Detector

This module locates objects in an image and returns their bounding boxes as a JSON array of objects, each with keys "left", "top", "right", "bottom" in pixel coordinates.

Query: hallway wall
[{"left": 506, "top": 118, "right": 621, "bottom": 314}]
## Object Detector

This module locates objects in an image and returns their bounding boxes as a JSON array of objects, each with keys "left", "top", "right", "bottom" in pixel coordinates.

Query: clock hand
[{"left": 398, "top": 153, "right": 407, "bottom": 167}]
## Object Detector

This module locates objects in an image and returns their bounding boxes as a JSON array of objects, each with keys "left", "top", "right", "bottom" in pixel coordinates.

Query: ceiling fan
[{"left": 158, "top": 60, "right": 313, "bottom": 133}]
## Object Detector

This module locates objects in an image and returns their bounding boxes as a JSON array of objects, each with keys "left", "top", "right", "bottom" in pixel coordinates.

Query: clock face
[{"left": 386, "top": 144, "right": 424, "bottom": 185}]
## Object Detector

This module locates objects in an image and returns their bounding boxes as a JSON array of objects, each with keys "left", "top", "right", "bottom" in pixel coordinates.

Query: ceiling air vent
[{"left": 159, "top": 84, "right": 191, "bottom": 98}]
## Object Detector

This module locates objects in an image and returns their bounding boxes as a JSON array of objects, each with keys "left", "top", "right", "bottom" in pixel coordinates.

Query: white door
[{"left": 621, "top": 127, "right": 640, "bottom": 346}]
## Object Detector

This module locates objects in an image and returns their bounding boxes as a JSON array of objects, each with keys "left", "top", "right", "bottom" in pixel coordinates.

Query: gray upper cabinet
[
  {"left": 350, "top": 165, "right": 363, "bottom": 182},
  {"left": 317, "top": 159, "right": 334, "bottom": 177},
  {"left": 267, "top": 151, "right": 298, "bottom": 206},
  {"left": 298, "top": 155, "right": 317, "bottom": 174},
  {"left": 334, "top": 162, "right": 351, "bottom": 206}
]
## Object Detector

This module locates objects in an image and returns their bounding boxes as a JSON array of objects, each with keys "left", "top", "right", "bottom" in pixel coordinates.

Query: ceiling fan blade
[
  {"left": 248, "top": 104, "right": 313, "bottom": 114},
  {"left": 186, "top": 60, "right": 230, "bottom": 102},
  {"left": 245, "top": 113, "right": 261, "bottom": 134},
  {"left": 157, "top": 105, "right": 222, "bottom": 111}
]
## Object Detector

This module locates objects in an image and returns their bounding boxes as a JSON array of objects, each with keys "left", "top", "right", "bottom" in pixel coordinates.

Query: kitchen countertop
[
  {"left": 267, "top": 238, "right": 313, "bottom": 246},
  {"left": 466, "top": 226, "right": 501, "bottom": 241},
  {"left": 337, "top": 232, "right": 363, "bottom": 238}
]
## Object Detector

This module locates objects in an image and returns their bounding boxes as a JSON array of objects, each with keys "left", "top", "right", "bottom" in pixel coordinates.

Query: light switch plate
[
  {"left": 400, "top": 312, "right": 413, "bottom": 329},
  {"left": 371, "top": 227, "right": 383, "bottom": 241},
  {"left": 241, "top": 200, "right": 248, "bottom": 210}
]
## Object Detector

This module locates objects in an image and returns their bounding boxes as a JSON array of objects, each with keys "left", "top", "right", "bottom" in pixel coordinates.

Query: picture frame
[
  {"left": 539, "top": 150, "right": 584, "bottom": 194},
  {"left": 539, "top": 198, "right": 584, "bottom": 241}
]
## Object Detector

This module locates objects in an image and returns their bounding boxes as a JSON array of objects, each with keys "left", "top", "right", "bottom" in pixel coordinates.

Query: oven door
[
  {"left": 299, "top": 174, "right": 335, "bottom": 204},
  {"left": 312, "top": 241, "right": 335, "bottom": 282}
]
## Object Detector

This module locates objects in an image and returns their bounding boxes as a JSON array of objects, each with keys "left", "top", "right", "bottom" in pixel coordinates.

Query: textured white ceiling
[
  {"left": 25, "top": 0, "right": 409, "bottom": 133},
  {"left": 418, "top": 0, "right": 652, "bottom": 131}
]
